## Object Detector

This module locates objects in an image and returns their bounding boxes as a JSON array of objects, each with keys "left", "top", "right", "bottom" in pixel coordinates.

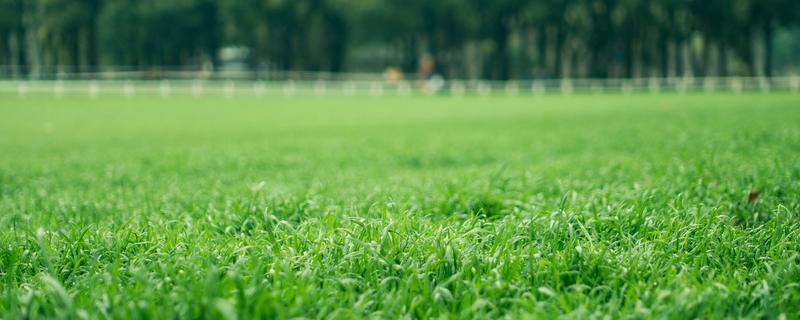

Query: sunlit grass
[{"left": 1, "top": 93, "right": 799, "bottom": 318}]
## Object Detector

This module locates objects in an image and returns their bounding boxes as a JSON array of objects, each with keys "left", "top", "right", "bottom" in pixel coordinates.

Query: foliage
[{"left": 1, "top": 0, "right": 800, "bottom": 78}]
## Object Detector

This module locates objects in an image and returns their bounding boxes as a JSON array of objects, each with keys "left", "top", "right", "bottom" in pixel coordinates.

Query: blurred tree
[
  {"left": 98, "top": 0, "right": 220, "bottom": 68},
  {"left": 35, "top": 0, "right": 100, "bottom": 71},
  {"left": 221, "top": 0, "right": 347, "bottom": 73},
  {"left": 1, "top": 0, "right": 800, "bottom": 78},
  {"left": 0, "top": 0, "right": 25, "bottom": 74}
]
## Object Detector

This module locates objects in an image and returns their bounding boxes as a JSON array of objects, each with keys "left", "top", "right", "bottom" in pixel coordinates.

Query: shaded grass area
[{"left": 1, "top": 93, "right": 799, "bottom": 318}]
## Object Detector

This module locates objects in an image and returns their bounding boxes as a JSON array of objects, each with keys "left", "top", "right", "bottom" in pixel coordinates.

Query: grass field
[{"left": 1, "top": 93, "right": 799, "bottom": 319}]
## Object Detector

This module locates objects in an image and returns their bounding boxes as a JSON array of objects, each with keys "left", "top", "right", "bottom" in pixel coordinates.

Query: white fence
[{"left": 1, "top": 77, "right": 799, "bottom": 98}]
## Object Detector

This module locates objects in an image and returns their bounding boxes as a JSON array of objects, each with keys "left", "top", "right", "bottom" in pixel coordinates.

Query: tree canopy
[{"left": 1, "top": 0, "right": 799, "bottom": 79}]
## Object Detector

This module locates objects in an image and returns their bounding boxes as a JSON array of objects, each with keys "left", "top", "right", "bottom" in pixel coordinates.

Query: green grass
[{"left": 1, "top": 93, "right": 799, "bottom": 319}]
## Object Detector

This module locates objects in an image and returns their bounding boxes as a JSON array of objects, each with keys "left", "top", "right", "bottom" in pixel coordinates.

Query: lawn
[{"left": 1, "top": 93, "right": 799, "bottom": 319}]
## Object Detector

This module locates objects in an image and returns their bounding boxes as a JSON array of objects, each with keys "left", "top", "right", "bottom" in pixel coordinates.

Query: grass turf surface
[{"left": 1, "top": 93, "right": 799, "bottom": 319}]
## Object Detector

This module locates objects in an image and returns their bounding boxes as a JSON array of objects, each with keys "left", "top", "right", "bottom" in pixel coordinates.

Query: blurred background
[{"left": 0, "top": 0, "right": 799, "bottom": 80}]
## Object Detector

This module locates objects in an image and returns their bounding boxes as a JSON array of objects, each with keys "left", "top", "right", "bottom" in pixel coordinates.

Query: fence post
[
  {"left": 343, "top": 82, "right": 356, "bottom": 96},
  {"left": 621, "top": 80, "right": 633, "bottom": 95},
  {"left": 88, "top": 80, "right": 99, "bottom": 98},
  {"left": 477, "top": 81, "right": 492, "bottom": 96},
  {"left": 283, "top": 81, "right": 297, "bottom": 96},
  {"left": 124, "top": 81, "right": 135, "bottom": 98},
  {"left": 791, "top": 77, "right": 799, "bottom": 94},
  {"left": 532, "top": 80, "right": 546, "bottom": 96},
  {"left": 703, "top": 78, "right": 715, "bottom": 94},
  {"left": 560, "top": 79, "right": 573, "bottom": 95},
  {"left": 253, "top": 81, "right": 266, "bottom": 96},
  {"left": 759, "top": 78, "right": 770, "bottom": 93},
  {"left": 54, "top": 80, "right": 64, "bottom": 98},
  {"left": 314, "top": 81, "right": 327, "bottom": 96},
  {"left": 17, "top": 82, "right": 28, "bottom": 97},
  {"left": 159, "top": 80, "right": 171, "bottom": 97},
  {"left": 192, "top": 80, "right": 203, "bottom": 97},
  {"left": 224, "top": 80, "right": 236, "bottom": 98},
  {"left": 370, "top": 82, "right": 384, "bottom": 96},
  {"left": 591, "top": 80, "right": 603, "bottom": 95},
  {"left": 648, "top": 78, "right": 660, "bottom": 94},
  {"left": 397, "top": 81, "right": 411, "bottom": 96},
  {"left": 504, "top": 81, "right": 519, "bottom": 96},
  {"left": 450, "top": 81, "right": 465, "bottom": 97},
  {"left": 677, "top": 78, "right": 689, "bottom": 94},
  {"left": 730, "top": 78, "right": 742, "bottom": 94}
]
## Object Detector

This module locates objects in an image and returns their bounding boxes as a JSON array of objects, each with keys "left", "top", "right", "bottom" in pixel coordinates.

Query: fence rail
[
  {"left": 0, "top": 67, "right": 395, "bottom": 81},
  {"left": 1, "top": 77, "right": 799, "bottom": 98}
]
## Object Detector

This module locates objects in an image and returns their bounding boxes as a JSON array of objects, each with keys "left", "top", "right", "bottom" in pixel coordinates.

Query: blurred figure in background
[
  {"left": 416, "top": 53, "right": 445, "bottom": 94},
  {"left": 383, "top": 67, "right": 403, "bottom": 83}
]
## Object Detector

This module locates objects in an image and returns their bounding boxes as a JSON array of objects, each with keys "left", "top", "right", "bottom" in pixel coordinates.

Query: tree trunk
[
  {"left": 1, "top": 32, "right": 8, "bottom": 68},
  {"left": 623, "top": 35, "right": 634, "bottom": 78},
  {"left": 24, "top": 4, "right": 41, "bottom": 78},
  {"left": 748, "top": 29, "right": 759, "bottom": 76},
  {"left": 701, "top": 39, "right": 711, "bottom": 77},
  {"left": 681, "top": 41, "right": 693, "bottom": 78},
  {"left": 764, "top": 24, "right": 773, "bottom": 78},
  {"left": 667, "top": 40, "right": 678, "bottom": 78},
  {"left": 491, "top": 22, "right": 509, "bottom": 80},
  {"left": 719, "top": 43, "right": 728, "bottom": 77},
  {"left": 659, "top": 36, "right": 669, "bottom": 78},
  {"left": 537, "top": 27, "right": 547, "bottom": 78},
  {"left": 87, "top": 5, "right": 99, "bottom": 72},
  {"left": 403, "top": 36, "right": 418, "bottom": 73},
  {"left": 554, "top": 25, "right": 564, "bottom": 78}
]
